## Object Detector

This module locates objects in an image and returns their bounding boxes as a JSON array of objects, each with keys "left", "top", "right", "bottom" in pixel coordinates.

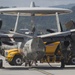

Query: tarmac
[{"left": 0, "top": 55, "right": 75, "bottom": 75}]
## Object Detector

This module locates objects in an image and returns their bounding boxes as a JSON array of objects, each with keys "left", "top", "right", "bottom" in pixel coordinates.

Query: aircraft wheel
[
  {"left": 29, "top": 61, "right": 32, "bottom": 66},
  {"left": 25, "top": 62, "right": 28, "bottom": 66},
  {"left": 70, "top": 56, "right": 75, "bottom": 65},
  {"left": 13, "top": 55, "right": 23, "bottom": 66},
  {"left": 0, "top": 59, "right": 3, "bottom": 68},
  {"left": 25, "top": 60, "right": 32, "bottom": 66}
]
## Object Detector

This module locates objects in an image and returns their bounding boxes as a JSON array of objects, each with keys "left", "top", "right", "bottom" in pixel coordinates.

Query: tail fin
[
  {"left": 30, "top": 1, "right": 35, "bottom": 7},
  {"left": 65, "top": 20, "right": 75, "bottom": 30}
]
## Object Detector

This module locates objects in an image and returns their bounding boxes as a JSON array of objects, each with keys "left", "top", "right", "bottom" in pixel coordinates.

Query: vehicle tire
[
  {"left": 12, "top": 55, "right": 23, "bottom": 66},
  {"left": 61, "top": 58, "right": 65, "bottom": 68},
  {"left": 70, "top": 56, "right": 75, "bottom": 65},
  {"left": 9, "top": 62, "right": 15, "bottom": 66},
  {"left": 0, "top": 59, "right": 3, "bottom": 68}
]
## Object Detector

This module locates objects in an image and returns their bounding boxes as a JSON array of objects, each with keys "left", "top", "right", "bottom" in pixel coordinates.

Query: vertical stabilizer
[{"left": 30, "top": 1, "right": 35, "bottom": 7}]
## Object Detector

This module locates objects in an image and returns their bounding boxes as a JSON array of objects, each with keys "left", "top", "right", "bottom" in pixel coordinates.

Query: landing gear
[
  {"left": 0, "top": 59, "right": 3, "bottom": 68},
  {"left": 25, "top": 60, "right": 32, "bottom": 66},
  {"left": 61, "top": 58, "right": 65, "bottom": 68},
  {"left": 70, "top": 56, "right": 75, "bottom": 65},
  {"left": 25, "top": 60, "right": 38, "bottom": 67}
]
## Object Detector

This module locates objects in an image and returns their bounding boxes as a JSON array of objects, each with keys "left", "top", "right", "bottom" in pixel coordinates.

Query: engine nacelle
[{"left": 23, "top": 37, "right": 45, "bottom": 60}]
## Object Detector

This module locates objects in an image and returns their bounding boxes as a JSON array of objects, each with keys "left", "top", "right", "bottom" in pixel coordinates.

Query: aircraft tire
[
  {"left": 70, "top": 56, "right": 75, "bottom": 65},
  {"left": 13, "top": 55, "right": 23, "bottom": 66},
  {"left": 0, "top": 59, "right": 3, "bottom": 68}
]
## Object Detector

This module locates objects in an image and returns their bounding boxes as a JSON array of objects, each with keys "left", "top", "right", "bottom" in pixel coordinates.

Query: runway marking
[{"left": 29, "top": 68, "right": 53, "bottom": 75}]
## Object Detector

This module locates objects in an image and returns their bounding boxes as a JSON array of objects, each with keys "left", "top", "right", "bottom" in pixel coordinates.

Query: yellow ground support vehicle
[
  {"left": 5, "top": 42, "right": 62, "bottom": 66},
  {"left": 5, "top": 49, "right": 23, "bottom": 65},
  {"left": 40, "top": 42, "right": 62, "bottom": 63}
]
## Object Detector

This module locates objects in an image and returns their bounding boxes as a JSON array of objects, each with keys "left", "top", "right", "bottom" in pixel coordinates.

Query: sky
[{"left": 0, "top": 0, "right": 75, "bottom": 7}]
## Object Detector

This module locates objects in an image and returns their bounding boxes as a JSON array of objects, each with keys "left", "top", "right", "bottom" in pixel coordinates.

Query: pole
[
  {"left": 14, "top": 12, "right": 20, "bottom": 32},
  {"left": 56, "top": 12, "right": 61, "bottom": 32}
]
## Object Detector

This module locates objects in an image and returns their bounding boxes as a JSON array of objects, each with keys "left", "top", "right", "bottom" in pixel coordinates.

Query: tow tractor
[{"left": 4, "top": 42, "right": 63, "bottom": 67}]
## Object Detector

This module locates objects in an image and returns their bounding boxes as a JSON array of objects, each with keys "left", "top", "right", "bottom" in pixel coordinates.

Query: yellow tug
[{"left": 5, "top": 42, "right": 61, "bottom": 66}]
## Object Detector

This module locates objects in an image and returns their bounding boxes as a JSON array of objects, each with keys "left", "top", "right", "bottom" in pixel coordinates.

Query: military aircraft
[{"left": 0, "top": 2, "right": 72, "bottom": 66}]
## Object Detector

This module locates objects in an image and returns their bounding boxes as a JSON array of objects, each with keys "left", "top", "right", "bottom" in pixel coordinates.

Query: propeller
[{"left": 30, "top": 13, "right": 36, "bottom": 36}]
